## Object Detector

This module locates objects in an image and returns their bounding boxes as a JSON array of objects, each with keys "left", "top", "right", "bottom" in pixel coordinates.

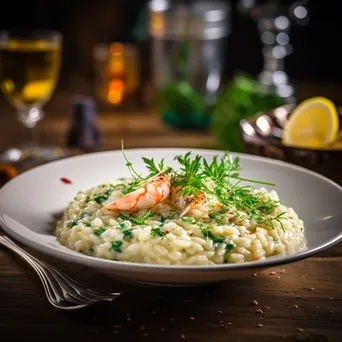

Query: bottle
[{"left": 67, "top": 95, "right": 101, "bottom": 151}]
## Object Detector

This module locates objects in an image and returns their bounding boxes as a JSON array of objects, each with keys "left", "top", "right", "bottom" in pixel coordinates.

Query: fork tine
[
  {"left": 49, "top": 266, "right": 120, "bottom": 302},
  {"left": 47, "top": 263, "right": 121, "bottom": 300},
  {"left": 43, "top": 267, "right": 91, "bottom": 305},
  {"left": 45, "top": 266, "right": 104, "bottom": 303}
]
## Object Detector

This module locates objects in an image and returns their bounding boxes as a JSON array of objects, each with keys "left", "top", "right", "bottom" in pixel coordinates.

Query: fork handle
[
  {"left": 0, "top": 235, "right": 57, "bottom": 272},
  {"left": 0, "top": 235, "right": 39, "bottom": 264},
  {"left": 0, "top": 235, "right": 90, "bottom": 310}
]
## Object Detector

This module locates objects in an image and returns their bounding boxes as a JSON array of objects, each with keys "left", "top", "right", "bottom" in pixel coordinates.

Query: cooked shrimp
[
  {"left": 171, "top": 186, "right": 207, "bottom": 218},
  {"left": 103, "top": 174, "right": 171, "bottom": 211}
]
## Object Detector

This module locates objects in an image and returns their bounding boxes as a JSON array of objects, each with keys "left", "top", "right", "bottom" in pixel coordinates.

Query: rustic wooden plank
[
  {"left": 0, "top": 245, "right": 341, "bottom": 342},
  {"left": 1, "top": 83, "right": 342, "bottom": 341},
  {"left": 0, "top": 106, "right": 215, "bottom": 149}
]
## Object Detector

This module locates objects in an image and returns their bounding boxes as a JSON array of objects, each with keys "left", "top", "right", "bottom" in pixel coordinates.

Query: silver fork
[{"left": 0, "top": 235, "right": 122, "bottom": 311}]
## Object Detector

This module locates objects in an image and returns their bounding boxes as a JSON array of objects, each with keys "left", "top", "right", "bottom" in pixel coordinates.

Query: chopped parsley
[
  {"left": 92, "top": 194, "right": 108, "bottom": 204},
  {"left": 153, "top": 215, "right": 166, "bottom": 223},
  {"left": 122, "top": 229, "right": 133, "bottom": 239},
  {"left": 155, "top": 212, "right": 179, "bottom": 223},
  {"left": 67, "top": 220, "right": 78, "bottom": 228},
  {"left": 87, "top": 184, "right": 123, "bottom": 204},
  {"left": 67, "top": 213, "right": 92, "bottom": 228},
  {"left": 92, "top": 187, "right": 115, "bottom": 204},
  {"left": 116, "top": 222, "right": 127, "bottom": 230},
  {"left": 93, "top": 227, "right": 106, "bottom": 236},
  {"left": 118, "top": 211, "right": 155, "bottom": 225},
  {"left": 212, "top": 236, "right": 225, "bottom": 246},
  {"left": 110, "top": 240, "right": 123, "bottom": 252},
  {"left": 151, "top": 228, "right": 166, "bottom": 238},
  {"left": 225, "top": 242, "right": 235, "bottom": 251},
  {"left": 200, "top": 227, "right": 225, "bottom": 247},
  {"left": 78, "top": 213, "right": 88, "bottom": 220},
  {"left": 181, "top": 217, "right": 196, "bottom": 224}
]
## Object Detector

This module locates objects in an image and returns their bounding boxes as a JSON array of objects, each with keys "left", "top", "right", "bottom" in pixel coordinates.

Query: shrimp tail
[
  {"left": 179, "top": 204, "right": 193, "bottom": 218},
  {"left": 173, "top": 186, "right": 206, "bottom": 218}
]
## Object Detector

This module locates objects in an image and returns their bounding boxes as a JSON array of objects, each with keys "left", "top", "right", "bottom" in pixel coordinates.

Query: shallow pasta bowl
[{"left": 0, "top": 148, "right": 342, "bottom": 286}]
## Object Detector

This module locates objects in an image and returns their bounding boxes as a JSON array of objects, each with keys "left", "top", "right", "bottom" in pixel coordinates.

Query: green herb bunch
[{"left": 120, "top": 140, "right": 284, "bottom": 230}]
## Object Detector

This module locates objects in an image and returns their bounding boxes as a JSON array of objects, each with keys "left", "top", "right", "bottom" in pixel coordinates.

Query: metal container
[{"left": 148, "top": 0, "right": 231, "bottom": 128}]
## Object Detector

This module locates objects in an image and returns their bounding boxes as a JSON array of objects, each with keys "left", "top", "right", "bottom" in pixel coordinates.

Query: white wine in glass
[{"left": 0, "top": 30, "right": 66, "bottom": 164}]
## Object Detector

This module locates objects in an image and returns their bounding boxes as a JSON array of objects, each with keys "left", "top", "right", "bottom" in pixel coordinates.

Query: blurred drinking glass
[
  {"left": 238, "top": 0, "right": 310, "bottom": 104},
  {"left": 148, "top": 0, "right": 231, "bottom": 129},
  {"left": 93, "top": 43, "right": 140, "bottom": 107},
  {"left": 0, "top": 30, "right": 63, "bottom": 164}
]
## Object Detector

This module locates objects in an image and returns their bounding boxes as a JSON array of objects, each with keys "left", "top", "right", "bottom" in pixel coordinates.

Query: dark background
[{"left": 0, "top": 0, "right": 341, "bottom": 91}]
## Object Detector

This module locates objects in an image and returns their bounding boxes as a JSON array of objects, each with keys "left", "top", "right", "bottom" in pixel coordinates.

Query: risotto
[{"left": 56, "top": 151, "right": 307, "bottom": 265}]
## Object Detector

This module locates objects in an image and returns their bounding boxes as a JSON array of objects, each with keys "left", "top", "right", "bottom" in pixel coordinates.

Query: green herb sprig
[
  {"left": 142, "top": 157, "right": 165, "bottom": 177},
  {"left": 118, "top": 142, "right": 284, "bottom": 230},
  {"left": 121, "top": 140, "right": 144, "bottom": 181}
]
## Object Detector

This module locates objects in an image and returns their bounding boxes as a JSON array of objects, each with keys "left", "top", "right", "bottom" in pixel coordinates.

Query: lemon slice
[{"left": 282, "top": 96, "right": 339, "bottom": 149}]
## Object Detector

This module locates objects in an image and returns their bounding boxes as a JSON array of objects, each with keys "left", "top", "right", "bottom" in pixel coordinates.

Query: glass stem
[
  {"left": 29, "top": 124, "right": 39, "bottom": 148},
  {"left": 17, "top": 107, "right": 44, "bottom": 150}
]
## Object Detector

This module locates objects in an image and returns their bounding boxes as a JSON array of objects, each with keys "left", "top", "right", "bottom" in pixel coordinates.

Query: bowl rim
[
  {"left": 1, "top": 147, "right": 342, "bottom": 273},
  {"left": 240, "top": 104, "right": 342, "bottom": 153}
]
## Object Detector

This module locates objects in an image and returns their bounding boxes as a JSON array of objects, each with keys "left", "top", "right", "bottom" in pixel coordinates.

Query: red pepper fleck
[
  {"left": 165, "top": 230, "right": 170, "bottom": 234},
  {"left": 60, "top": 177, "right": 72, "bottom": 184},
  {"left": 253, "top": 257, "right": 259, "bottom": 261}
]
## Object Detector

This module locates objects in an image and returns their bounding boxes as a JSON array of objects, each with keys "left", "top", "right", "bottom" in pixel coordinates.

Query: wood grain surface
[{"left": 1, "top": 85, "right": 342, "bottom": 342}]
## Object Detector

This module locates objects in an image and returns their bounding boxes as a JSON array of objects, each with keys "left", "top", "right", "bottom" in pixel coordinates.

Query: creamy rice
[{"left": 56, "top": 178, "right": 307, "bottom": 265}]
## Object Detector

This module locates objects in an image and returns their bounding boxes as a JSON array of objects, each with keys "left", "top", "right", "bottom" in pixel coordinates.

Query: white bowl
[{"left": 0, "top": 148, "right": 342, "bottom": 286}]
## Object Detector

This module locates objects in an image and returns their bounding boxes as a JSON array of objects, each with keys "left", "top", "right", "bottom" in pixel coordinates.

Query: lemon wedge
[
  {"left": 282, "top": 96, "right": 339, "bottom": 149},
  {"left": 332, "top": 141, "right": 342, "bottom": 150},
  {"left": 331, "top": 132, "right": 342, "bottom": 150}
]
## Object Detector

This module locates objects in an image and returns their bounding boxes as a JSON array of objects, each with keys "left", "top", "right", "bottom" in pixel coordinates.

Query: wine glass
[
  {"left": 238, "top": 0, "right": 310, "bottom": 104},
  {"left": 0, "top": 30, "right": 67, "bottom": 165}
]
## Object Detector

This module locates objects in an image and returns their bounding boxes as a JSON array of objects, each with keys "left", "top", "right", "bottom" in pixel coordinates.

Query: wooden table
[{"left": 1, "top": 87, "right": 342, "bottom": 342}]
